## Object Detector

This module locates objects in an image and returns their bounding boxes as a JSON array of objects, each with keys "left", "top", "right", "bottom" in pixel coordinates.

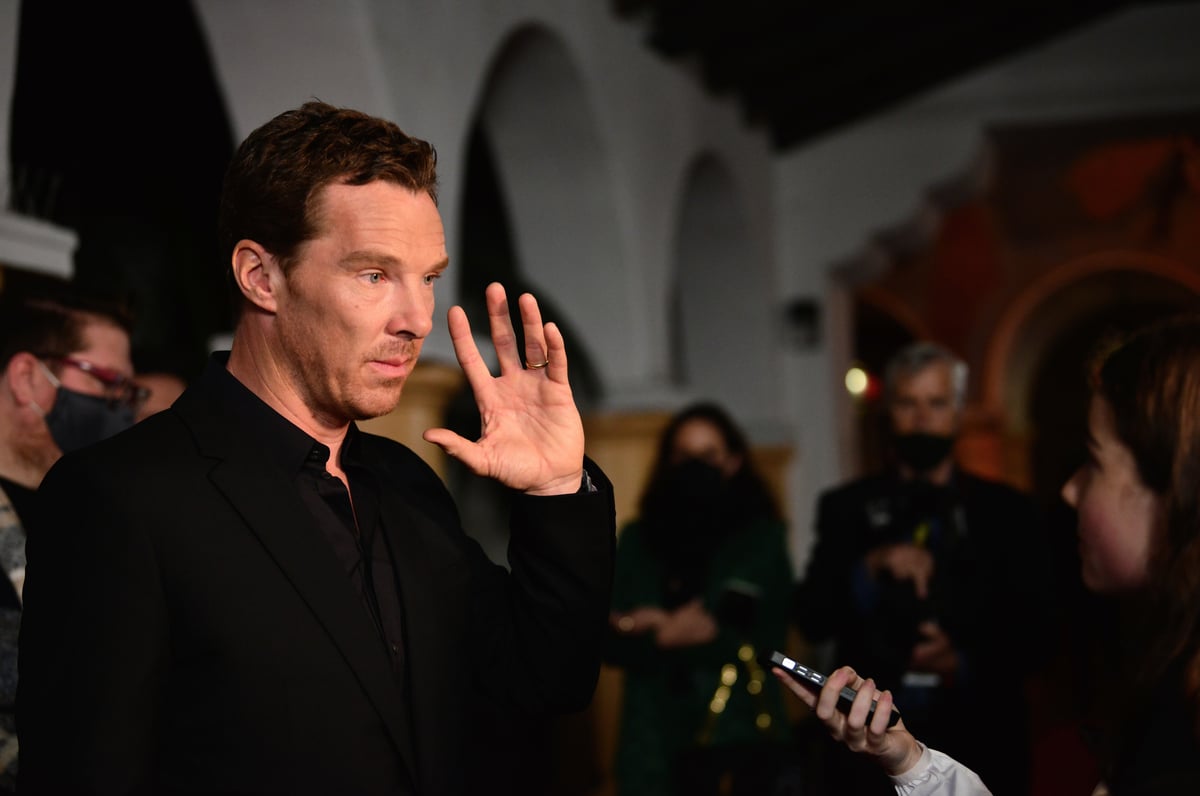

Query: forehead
[
  {"left": 892, "top": 361, "right": 953, "bottom": 396},
  {"left": 311, "top": 181, "right": 445, "bottom": 254},
  {"left": 72, "top": 318, "right": 132, "bottom": 370},
  {"left": 672, "top": 418, "right": 728, "bottom": 452}
]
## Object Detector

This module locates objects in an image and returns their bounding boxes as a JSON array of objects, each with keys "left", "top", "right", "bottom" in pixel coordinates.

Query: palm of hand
[
  {"left": 422, "top": 283, "right": 586, "bottom": 495},
  {"left": 470, "top": 371, "right": 584, "bottom": 491}
]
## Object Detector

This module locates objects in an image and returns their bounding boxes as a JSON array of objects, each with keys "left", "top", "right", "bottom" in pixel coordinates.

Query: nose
[
  {"left": 1061, "top": 469, "right": 1081, "bottom": 508},
  {"left": 908, "top": 402, "right": 938, "bottom": 432},
  {"left": 387, "top": 281, "right": 435, "bottom": 340}
]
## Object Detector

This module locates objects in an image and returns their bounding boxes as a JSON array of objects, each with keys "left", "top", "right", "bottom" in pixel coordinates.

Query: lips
[{"left": 369, "top": 357, "right": 412, "bottom": 378}]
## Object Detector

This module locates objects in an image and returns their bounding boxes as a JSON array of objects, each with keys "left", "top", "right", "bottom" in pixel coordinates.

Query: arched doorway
[
  {"left": 986, "top": 252, "right": 1200, "bottom": 508},
  {"left": 671, "top": 154, "right": 777, "bottom": 424}
]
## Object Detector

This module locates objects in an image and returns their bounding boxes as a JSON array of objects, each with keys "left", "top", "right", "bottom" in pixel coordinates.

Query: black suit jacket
[{"left": 16, "top": 372, "right": 615, "bottom": 795}]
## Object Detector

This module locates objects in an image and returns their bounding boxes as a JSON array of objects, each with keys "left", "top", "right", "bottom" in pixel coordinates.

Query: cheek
[{"left": 1077, "top": 493, "right": 1153, "bottom": 592}]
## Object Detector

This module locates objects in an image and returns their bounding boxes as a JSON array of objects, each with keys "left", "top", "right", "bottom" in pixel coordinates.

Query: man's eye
[
  {"left": 423, "top": 272, "right": 442, "bottom": 286},
  {"left": 364, "top": 273, "right": 383, "bottom": 284}
]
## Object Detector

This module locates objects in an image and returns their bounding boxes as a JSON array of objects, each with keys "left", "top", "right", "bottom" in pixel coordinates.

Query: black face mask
[
  {"left": 641, "top": 458, "right": 729, "bottom": 549},
  {"left": 892, "top": 432, "right": 955, "bottom": 474},
  {"left": 661, "top": 458, "right": 726, "bottom": 505},
  {"left": 43, "top": 386, "right": 135, "bottom": 454},
  {"left": 643, "top": 458, "right": 732, "bottom": 601}
]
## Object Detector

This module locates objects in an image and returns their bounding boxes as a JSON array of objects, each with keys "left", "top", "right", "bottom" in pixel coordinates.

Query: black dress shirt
[{"left": 205, "top": 358, "right": 407, "bottom": 682}]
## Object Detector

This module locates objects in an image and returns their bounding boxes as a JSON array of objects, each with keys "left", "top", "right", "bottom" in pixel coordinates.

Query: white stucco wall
[
  {"left": 5, "top": 1, "right": 1199, "bottom": 574},
  {"left": 189, "top": 2, "right": 778, "bottom": 417},
  {"left": 0, "top": 0, "right": 16, "bottom": 213}
]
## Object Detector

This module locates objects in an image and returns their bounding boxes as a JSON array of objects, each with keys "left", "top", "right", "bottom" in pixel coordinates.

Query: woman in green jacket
[{"left": 607, "top": 402, "right": 794, "bottom": 796}]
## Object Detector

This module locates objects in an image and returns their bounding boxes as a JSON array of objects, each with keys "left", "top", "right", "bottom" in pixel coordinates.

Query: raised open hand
[{"left": 423, "top": 282, "right": 585, "bottom": 495}]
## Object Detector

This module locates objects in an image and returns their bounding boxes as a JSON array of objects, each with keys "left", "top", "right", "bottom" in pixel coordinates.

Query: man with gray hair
[{"left": 793, "top": 340, "right": 1051, "bottom": 795}]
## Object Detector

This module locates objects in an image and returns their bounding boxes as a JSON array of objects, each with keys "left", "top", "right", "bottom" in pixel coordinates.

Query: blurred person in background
[
  {"left": 777, "top": 313, "right": 1200, "bottom": 795},
  {"left": 0, "top": 282, "right": 139, "bottom": 792},
  {"left": 606, "top": 401, "right": 794, "bottom": 796},
  {"left": 793, "top": 341, "right": 1054, "bottom": 795}
]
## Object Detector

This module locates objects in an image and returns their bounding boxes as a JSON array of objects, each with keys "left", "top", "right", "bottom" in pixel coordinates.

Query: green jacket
[{"left": 606, "top": 514, "right": 794, "bottom": 795}]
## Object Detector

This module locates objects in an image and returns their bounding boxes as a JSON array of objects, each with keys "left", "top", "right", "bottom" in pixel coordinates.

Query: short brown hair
[
  {"left": 0, "top": 281, "right": 134, "bottom": 369},
  {"left": 217, "top": 100, "right": 438, "bottom": 276}
]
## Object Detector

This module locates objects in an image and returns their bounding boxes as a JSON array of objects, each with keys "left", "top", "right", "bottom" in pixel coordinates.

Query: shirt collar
[{"left": 200, "top": 351, "right": 359, "bottom": 476}]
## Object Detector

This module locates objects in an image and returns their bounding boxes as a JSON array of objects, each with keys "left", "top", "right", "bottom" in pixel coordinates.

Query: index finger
[
  {"left": 817, "top": 666, "right": 859, "bottom": 722},
  {"left": 445, "top": 304, "right": 493, "bottom": 387}
]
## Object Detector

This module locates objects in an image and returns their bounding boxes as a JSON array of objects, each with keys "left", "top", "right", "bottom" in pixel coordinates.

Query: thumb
[{"left": 423, "top": 428, "right": 486, "bottom": 474}]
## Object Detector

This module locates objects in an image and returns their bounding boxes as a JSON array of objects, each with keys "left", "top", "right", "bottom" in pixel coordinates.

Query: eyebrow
[{"left": 340, "top": 251, "right": 450, "bottom": 272}]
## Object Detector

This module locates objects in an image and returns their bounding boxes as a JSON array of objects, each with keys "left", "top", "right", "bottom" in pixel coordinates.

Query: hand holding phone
[{"left": 767, "top": 651, "right": 901, "bottom": 728}]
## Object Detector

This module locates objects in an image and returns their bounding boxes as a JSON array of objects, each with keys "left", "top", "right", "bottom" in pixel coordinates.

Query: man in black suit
[
  {"left": 793, "top": 341, "right": 1051, "bottom": 795},
  {"left": 16, "top": 101, "right": 615, "bottom": 795}
]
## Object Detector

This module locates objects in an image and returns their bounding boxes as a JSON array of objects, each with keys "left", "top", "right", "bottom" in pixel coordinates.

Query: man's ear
[
  {"left": 6, "top": 352, "right": 47, "bottom": 408},
  {"left": 230, "top": 240, "right": 281, "bottom": 313}
]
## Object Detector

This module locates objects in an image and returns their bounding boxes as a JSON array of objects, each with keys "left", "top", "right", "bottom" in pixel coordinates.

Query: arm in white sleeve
[{"left": 891, "top": 745, "right": 993, "bottom": 796}]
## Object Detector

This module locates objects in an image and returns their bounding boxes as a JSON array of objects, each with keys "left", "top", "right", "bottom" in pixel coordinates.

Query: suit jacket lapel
[{"left": 173, "top": 388, "right": 419, "bottom": 781}]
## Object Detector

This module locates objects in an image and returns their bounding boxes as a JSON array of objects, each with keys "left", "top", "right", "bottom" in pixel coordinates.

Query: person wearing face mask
[
  {"left": 606, "top": 402, "right": 794, "bottom": 796},
  {"left": 792, "top": 342, "right": 1053, "bottom": 796},
  {"left": 0, "top": 282, "right": 140, "bottom": 793},
  {"left": 780, "top": 315, "right": 1200, "bottom": 796}
]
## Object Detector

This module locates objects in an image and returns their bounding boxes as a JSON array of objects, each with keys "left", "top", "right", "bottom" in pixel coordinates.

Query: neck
[
  {"left": 0, "top": 425, "right": 60, "bottom": 490},
  {"left": 226, "top": 327, "right": 349, "bottom": 461}
]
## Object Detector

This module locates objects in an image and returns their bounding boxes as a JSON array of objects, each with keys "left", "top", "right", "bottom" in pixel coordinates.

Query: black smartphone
[{"left": 767, "top": 651, "right": 901, "bottom": 728}]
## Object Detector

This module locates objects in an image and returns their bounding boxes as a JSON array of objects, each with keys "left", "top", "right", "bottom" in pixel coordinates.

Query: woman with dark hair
[
  {"left": 775, "top": 315, "right": 1200, "bottom": 795},
  {"left": 606, "top": 402, "right": 794, "bottom": 796}
]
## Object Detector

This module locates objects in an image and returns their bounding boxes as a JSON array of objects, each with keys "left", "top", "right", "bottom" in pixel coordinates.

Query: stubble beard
[
  {"left": 350, "top": 341, "right": 420, "bottom": 420},
  {"left": 348, "top": 373, "right": 407, "bottom": 421},
  {"left": 276, "top": 306, "right": 419, "bottom": 423}
]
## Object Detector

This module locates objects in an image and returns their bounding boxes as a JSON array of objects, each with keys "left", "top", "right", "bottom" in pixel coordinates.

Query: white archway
[
  {"left": 672, "top": 153, "right": 779, "bottom": 425},
  {"left": 474, "top": 24, "right": 627, "bottom": 394}
]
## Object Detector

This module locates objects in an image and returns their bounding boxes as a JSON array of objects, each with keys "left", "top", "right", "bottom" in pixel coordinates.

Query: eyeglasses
[{"left": 44, "top": 357, "right": 151, "bottom": 411}]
